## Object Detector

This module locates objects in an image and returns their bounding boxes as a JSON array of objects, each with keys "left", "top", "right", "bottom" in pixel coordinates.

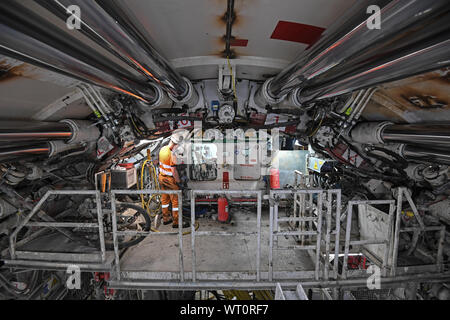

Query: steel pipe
[
  {"left": 223, "top": 0, "right": 236, "bottom": 58},
  {"left": 0, "top": 142, "right": 49, "bottom": 150},
  {"left": 0, "top": 119, "right": 99, "bottom": 162},
  {"left": 382, "top": 124, "right": 450, "bottom": 148},
  {"left": 0, "top": 119, "right": 100, "bottom": 144},
  {"left": 257, "top": 0, "right": 450, "bottom": 105},
  {"left": 267, "top": 0, "right": 388, "bottom": 98},
  {"left": 299, "top": 37, "right": 450, "bottom": 102},
  {"left": 0, "top": 144, "right": 50, "bottom": 162},
  {"left": 302, "top": 1, "right": 450, "bottom": 90},
  {"left": 0, "top": 121, "right": 72, "bottom": 142},
  {"left": 0, "top": 1, "right": 157, "bottom": 103},
  {"left": 351, "top": 122, "right": 450, "bottom": 165},
  {"left": 36, "top": 0, "right": 191, "bottom": 101},
  {"left": 0, "top": 141, "right": 87, "bottom": 163},
  {"left": 351, "top": 122, "right": 450, "bottom": 148},
  {"left": 402, "top": 145, "right": 450, "bottom": 166}
]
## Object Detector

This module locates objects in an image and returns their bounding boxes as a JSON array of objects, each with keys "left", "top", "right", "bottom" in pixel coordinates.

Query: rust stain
[
  {"left": 221, "top": 49, "right": 238, "bottom": 59},
  {"left": 364, "top": 68, "right": 450, "bottom": 123},
  {"left": 384, "top": 83, "right": 449, "bottom": 111},
  {"left": 399, "top": 92, "right": 447, "bottom": 110},
  {"left": 375, "top": 68, "right": 450, "bottom": 112},
  {"left": 0, "top": 62, "right": 28, "bottom": 83},
  {"left": 0, "top": 60, "right": 11, "bottom": 77},
  {"left": 364, "top": 99, "right": 407, "bottom": 123},
  {"left": 212, "top": 0, "right": 246, "bottom": 59},
  {"left": 214, "top": 9, "right": 241, "bottom": 29},
  {"left": 214, "top": 35, "right": 239, "bottom": 58},
  {"left": 211, "top": 49, "right": 239, "bottom": 59},
  {"left": 384, "top": 68, "right": 450, "bottom": 88}
]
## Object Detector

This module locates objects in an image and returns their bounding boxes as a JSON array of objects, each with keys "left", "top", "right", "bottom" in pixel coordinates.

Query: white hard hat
[
  {"left": 170, "top": 130, "right": 185, "bottom": 144},
  {"left": 170, "top": 135, "right": 181, "bottom": 144}
]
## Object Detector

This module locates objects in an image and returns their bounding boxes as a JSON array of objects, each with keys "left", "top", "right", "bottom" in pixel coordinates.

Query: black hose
[
  {"left": 266, "top": 107, "right": 304, "bottom": 115},
  {"left": 324, "top": 143, "right": 408, "bottom": 183},
  {"left": 152, "top": 107, "right": 186, "bottom": 115},
  {"left": 247, "top": 120, "right": 299, "bottom": 129},
  {"left": 153, "top": 116, "right": 203, "bottom": 123},
  {"left": 365, "top": 150, "right": 407, "bottom": 176},
  {"left": 366, "top": 146, "right": 409, "bottom": 169}
]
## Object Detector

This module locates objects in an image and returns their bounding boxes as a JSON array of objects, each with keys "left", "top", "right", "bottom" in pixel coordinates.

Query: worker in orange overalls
[{"left": 159, "top": 133, "right": 190, "bottom": 228}]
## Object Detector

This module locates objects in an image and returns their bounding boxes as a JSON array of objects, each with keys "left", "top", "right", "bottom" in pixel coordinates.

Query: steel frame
[
  {"left": 275, "top": 282, "right": 309, "bottom": 300},
  {"left": 391, "top": 187, "right": 446, "bottom": 276},
  {"left": 110, "top": 189, "right": 184, "bottom": 281},
  {"left": 190, "top": 190, "right": 263, "bottom": 282},
  {"left": 2, "top": 187, "right": 448, "bottom": 292},
  {"left": 341, "top": 199, "right": 396, "bottom": 279},
  {"left": 107, "top": 270, "right": 450, "bottom": 290},
  {"left": 7, "top": 190, "right": 106, "bottom": 266},
  {"left": 269, "top": 189, "right": 342, "bottom": 282}
]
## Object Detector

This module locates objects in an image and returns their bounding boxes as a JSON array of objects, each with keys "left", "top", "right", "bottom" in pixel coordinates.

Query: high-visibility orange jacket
[
  {"left": 158, "top": 145, "right": 179, "bottom": 224},
  {"left": 159, "top": 145, "right": 176, "bottom": 177}
]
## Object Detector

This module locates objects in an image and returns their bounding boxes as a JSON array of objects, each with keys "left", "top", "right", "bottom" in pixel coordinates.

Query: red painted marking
[
  {"left": 230, "top": 38, "right": 248, "bottom": 47},
  {"left": 222, "top": 171, "right": 229, "bottom": 189},
  {"left": 250, "top": 112, "right": 267, "bottom": 125},
  {"left": 271, "top": 21, "right": 325, "bottom": 45},
  {"left": 284, "top": 125, "right": 297, "bottom": 134}
]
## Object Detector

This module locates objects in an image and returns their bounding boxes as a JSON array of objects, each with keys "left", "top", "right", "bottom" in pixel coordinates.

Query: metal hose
[
  {"left": 36, "top": 0, "right": 190, "bottom": 100},
  {"left": 258, "top": 0, "right": 450, "bottom": 105},
  {"left": 0, "top": 121, "right": 72, "bottom": 142},
  {"left": 0, "top": 0, "right": 157, "bottom": 103}
]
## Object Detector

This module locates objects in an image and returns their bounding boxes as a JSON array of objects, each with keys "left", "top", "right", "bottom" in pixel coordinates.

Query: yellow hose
[
  {"left": 139, "top": 158, "right": 160, "bottom": 217},
  {"left": 139, "top": 150, "right": 199, "bottom": 236}
]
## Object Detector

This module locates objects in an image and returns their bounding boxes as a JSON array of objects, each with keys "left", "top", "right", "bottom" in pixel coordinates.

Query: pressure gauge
[{"left": 218, "top": 104, "right": 235, "bottom": 124}]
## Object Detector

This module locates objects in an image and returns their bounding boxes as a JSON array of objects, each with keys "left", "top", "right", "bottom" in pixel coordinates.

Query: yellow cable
[
  {"left": 139, "top": 157, "right": 161, "bottom": 217},
  {"left": 140, "top": 159, "right": 148, "bottom": 209},
  {"left": 130, "top": 115, "right": 143, "bottom": 135},
  {"left": 140, "top": 159, "right": 151, "bottom": 212},
  {"left": 227, "top": 56, "right": 237, "bottom": 102},
  {"left": 139, "top": 149, "right": 199, "bottom": 236},
  {"left": 308, "top": 115, "right": 324, "bottom": 137}
]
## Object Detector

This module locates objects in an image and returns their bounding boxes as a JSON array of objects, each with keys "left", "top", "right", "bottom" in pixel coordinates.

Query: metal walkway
[{"left": 2, "top": 187, "right": 448, "bottom": 292}]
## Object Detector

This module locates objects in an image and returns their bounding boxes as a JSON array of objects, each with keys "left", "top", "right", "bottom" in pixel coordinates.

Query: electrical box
[
  {"left": 110, "top": 167, "right": 137, "bottom": 189},
  {"left": 308, "top": 156, "right": 335, "bottom": 173}
]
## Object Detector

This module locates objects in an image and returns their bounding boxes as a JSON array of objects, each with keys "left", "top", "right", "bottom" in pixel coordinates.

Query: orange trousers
[{"left": 158, "top": 174, "right": 179, "bottom": 224}]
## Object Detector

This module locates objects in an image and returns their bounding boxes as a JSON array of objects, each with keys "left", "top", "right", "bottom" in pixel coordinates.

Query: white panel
[{"left": 124, "top": 0, "right": 359, "bottom": 62}]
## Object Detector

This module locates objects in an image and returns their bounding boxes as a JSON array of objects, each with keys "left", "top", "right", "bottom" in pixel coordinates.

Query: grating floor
[
  {"left": 120, "top": 207, "right": 316, "bottom": 273},
  {"left": 12, "top": 207, "right": 316, "bottom": 275}
]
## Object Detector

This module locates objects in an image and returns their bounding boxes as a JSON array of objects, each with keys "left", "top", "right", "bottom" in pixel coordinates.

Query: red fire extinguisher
[
  {"left": 218, "top": 197, "right": 229, "bottom": 222},
  {"left": 270, "top": 168, "right": 280, "bottom": 189}
]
